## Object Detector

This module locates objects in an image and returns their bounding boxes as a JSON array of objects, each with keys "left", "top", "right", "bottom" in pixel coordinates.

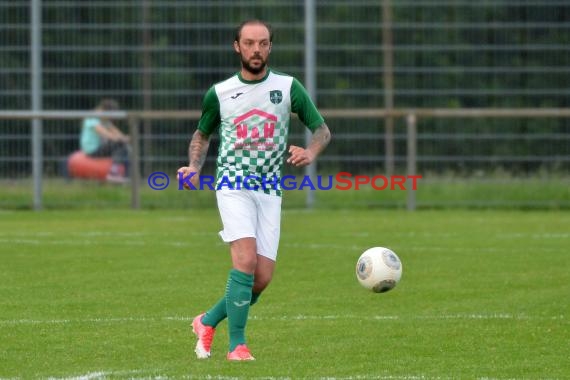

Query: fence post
[
  {"left": 406, "top": 113, "right": 417, "bottom": 211},
  {"left": 304, "top": 0, "right": 317, "bottom": 208},
  {"left": 382, "top": 0, "right": 395, "bottom": 176},
  {"left": 31, "top": 0, "right": 43, "bottom": 210},
  {"left": 129, "top": 117, "right": 141, "bottom": 209}
]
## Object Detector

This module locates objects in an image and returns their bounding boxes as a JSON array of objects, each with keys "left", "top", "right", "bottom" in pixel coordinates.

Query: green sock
[
  {"left": 202, "top": 296, "right": 226, "bottom": 328},
  {"left": 226, "top": 269, "right": 254, "bottom": 351},
  {"left": 250, "top": 292, "right": 261, "bottom": 306},
  {"left": 202, "top": 292, "right": 261, "bottom": 328}
]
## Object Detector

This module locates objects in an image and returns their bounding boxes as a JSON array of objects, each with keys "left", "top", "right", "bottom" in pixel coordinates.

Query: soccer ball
[{"left": 356, "top": 247, "right": 403, "bottom": 293}]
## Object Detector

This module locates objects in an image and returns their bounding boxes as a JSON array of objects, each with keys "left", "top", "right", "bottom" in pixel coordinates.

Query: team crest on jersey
[{"left": 269, "top": 90, "right": 283, "bottom": 104}]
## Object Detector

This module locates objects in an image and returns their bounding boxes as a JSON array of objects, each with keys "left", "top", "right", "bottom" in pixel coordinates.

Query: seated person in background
[{"left": 80, "top": 98, "right": 130, "bottom": 182}]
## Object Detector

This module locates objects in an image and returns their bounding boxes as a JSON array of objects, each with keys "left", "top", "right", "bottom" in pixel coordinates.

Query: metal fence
[
  {"left": 1, "top": 1, "right": 569, "bottom": 209},
  {"left": 1, "top": 109, "right": 568, "bottom": 210}
]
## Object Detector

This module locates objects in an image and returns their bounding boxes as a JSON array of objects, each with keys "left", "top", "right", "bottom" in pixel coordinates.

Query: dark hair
[
  {"left": 97, "top": 98, "right": 119, "bottom": 111},
  {"left": 234, "top": 20, "right": 273, "bottom": 43}
]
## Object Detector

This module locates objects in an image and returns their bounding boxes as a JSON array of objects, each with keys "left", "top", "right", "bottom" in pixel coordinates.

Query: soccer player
[{"left": 177, "top": 19, "right": 331, "bottom": 361}]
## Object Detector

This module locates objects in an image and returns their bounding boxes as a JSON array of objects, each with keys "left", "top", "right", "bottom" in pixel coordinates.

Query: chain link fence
[{"left": 1, "top": 0, "right": 569, "bottom": 209}]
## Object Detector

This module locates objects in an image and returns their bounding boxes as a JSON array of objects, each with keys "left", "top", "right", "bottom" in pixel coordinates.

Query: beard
[{"left": 241, "top": 54, "right": 267, "bottom": 75}]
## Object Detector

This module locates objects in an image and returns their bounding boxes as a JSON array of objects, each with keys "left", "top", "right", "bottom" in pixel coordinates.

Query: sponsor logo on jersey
[{"left": 233, "top": 109, "right": 277, "bottom": 150}]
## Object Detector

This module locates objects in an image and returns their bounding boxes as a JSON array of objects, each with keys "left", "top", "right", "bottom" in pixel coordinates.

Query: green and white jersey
[{"left": 197, "top": 69, "right": 324, "bottom": 196}]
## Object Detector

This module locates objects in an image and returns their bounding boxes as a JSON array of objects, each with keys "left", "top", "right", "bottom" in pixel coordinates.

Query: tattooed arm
[
  {"left": 188, "top": 130, "right": 211, "bottom": 171},
  {"left": 177, "top": 130, "right": 211, "bottom": 189},
  {"left": 287, "top": 123, "right": 331, "bottom": 167}
]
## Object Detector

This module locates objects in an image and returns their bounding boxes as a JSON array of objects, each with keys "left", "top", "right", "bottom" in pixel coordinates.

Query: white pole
[
  {"left": 382, "top": 0, "right": 395, "bottom": 175},
  {"left": 31, "top": 0, "right": 43, "bottom": 210},
  {"left": 304, "top": 0, "right": 317, "bottom": 208},
  {"left": 406, "top": 114, "right": 417, "bottom": 211}
]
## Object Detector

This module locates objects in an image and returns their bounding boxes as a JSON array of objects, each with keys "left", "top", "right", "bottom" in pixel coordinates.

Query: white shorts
[{"left": 216, "top": 189, "right": 282, "bottom": 261}]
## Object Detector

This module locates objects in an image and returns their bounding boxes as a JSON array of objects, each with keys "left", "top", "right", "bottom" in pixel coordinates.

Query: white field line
[
  {"left": 496, "top": 233, "right": 570, "bottom": 239},
  {"left": 0, "top": 231, "right": 144, "bottom": 238},
  {"left": 3, "top": 229, "right": 568, "bottom": 240},
  {"left": 38, "top": 372, "right": 450, "bottom": 380},
  {"left": 0, "top": 231, "right": 211, "bottom": 239},
  {"left": 23, "top": 371, "right": 555, "bottom": 380},
  {"left": 0, "top": 372, "right": 545, "bottom": 380},
  {"left": 44, "top": 369, "right": 148, "bottom": 380},
  {"left": 0, "top": 238, "right": 213, "bottom": 248},
  {"left": 1, "top": 238, "right": 563, "bottom": 255},
  {"left": 0, "top": 313, "right": 564, "bottom": 327},
  {"left": 0, "top": 230, "right": 566, "bottom": 252}
]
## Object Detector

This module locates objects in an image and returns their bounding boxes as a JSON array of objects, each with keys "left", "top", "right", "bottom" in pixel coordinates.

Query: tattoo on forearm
[
  {"left": 308, "top": 124, "right": 331, "bottom": 155},
  {"left": 188, "top": 130, "right": 210, "bottom": 170}
]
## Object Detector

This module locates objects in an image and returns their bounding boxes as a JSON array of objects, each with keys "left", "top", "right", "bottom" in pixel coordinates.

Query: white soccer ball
[{"left": 356, "top": 247, "right": 403, "bottom": 293}]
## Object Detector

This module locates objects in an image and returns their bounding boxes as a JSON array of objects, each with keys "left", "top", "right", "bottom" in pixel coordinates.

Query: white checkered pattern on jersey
[{"left": 214, "top": 71, "right": 294, "bottom": 196}]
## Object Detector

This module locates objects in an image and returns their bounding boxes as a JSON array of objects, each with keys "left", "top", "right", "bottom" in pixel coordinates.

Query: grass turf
[
  {"left": 0, "top": 209, "right": 568, "bottom": 379},
  {"left": 1, "top": 176, "right": 569, "bottom": 210}
]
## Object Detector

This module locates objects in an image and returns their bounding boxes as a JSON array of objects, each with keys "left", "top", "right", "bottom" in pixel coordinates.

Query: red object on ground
[{"left": 67, "top": 151, "right": 120, "bottom": 180}]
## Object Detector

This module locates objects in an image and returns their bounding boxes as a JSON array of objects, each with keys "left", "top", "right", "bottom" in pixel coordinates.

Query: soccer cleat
[
  {"left": 192, "top": 313, "right": 215, "bottom": 359},
  {"left": 227, "top": 344, "right": 255, "bottom": 361}
]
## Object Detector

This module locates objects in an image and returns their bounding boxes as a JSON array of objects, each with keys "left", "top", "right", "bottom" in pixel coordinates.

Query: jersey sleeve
[
  {"left": 197, "top": 86, "right": 221, "bottom": 135},
  {"left": 290, "top": 78, "right": 325, "bottom": 132}
]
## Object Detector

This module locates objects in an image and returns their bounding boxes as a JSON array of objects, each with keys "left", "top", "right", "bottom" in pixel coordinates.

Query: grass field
[
  {"left": 1, "top": 176, "right": 569, "bottom": 210},
  {"left": 0, "top": 209, "right": 569, "bottom": 379}
]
